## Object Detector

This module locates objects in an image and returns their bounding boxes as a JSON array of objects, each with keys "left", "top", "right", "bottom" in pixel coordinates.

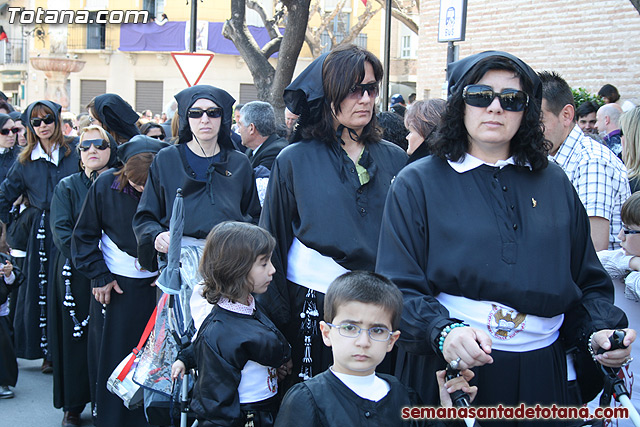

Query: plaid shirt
[{"left": 551, "top": 125, "right": 630, "bottom": 250}]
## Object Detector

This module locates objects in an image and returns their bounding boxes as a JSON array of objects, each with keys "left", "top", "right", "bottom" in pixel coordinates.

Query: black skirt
[{"left": 0, "top": 315, "right": 18, "bottom": 386}]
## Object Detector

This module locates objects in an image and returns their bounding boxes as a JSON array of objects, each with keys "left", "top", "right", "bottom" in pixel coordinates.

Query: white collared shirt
[
  {"left": 447, "top": 153, "right": 530, "bottom": 173},
  {"left": 30, "top": 142, "right": 60, "bottom": 166}
]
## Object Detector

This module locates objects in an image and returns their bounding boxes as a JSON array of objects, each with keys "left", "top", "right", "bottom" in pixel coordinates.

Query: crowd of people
[{"left": 0, "top": 44, "right": 638, "bottom": 427}]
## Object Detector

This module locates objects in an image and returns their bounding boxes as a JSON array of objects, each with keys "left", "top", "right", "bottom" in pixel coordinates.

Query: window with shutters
[
  {"left": 135, "top": 81, "right": 164, "bottom": 116},
  {"left": 80, "top": 80, "right": 107, "bottom": 110}
]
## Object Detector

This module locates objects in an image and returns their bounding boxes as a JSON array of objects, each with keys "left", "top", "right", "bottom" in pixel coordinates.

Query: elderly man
[
  {"left": 239, "top": 101, "right": 288, "bottom": 171},
  {"left": 539, "top": 71, "right": 630, "bottom": 251},
  {"left": 284, "top": 107, "right": 298, "bottom": 138},
  {"left": 596, "top": 103, "right": 623, "bottom": 158}
]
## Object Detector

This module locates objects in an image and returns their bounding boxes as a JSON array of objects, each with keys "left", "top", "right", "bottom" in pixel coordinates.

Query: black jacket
[
  {"left": 182, "top": 302, "right": 290, "bottom": 427},
  {"left": 246, "top": 134, "right": 288, "bottom": 171},
  {"left": 133, "top": 143, "right": 261, "bottom": 272},
  {"left": 50, "top": 172, "right": 92, "bottom": 260}
]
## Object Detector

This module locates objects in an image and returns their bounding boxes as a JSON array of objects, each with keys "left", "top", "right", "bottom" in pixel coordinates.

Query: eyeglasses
[
  {"left": 622, "top": 225, "right": 640, "bottom": 235},
  {"left": 326, "top": 322, "right": 393, "bottom": 342},
  {"left": 347, "top": 82, "right": 380, "bottom": 100},
  {"left": 187, "top": 108, "right": 223, "bottom": 119},
  {"left": 30, "top": 114, "right": 55, "bottom": 127},
  {"left": 147, "top": 133, "right": 165, "bottom": 140},
  {"left": 463, "top": 84, "right": 529, "bottom": 112},
  {"left": 0, "top": 128, "right": 19, "bottom": 136},
  {"left": 78, "top": 138, "right": 110, "bottom": 152}
]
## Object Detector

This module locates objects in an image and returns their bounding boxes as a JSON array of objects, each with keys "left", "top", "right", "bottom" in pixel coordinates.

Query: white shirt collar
[
  {"left": 447, "top": 153, "right": 529, "bottom": 173},
  {"left": 31, "top": 142, "right": 60, "bottom": 166}
]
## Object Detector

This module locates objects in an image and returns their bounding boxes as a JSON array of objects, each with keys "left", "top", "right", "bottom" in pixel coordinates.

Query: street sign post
[{"left": 171, "top": 52, "right": 214, "bottom": 87}]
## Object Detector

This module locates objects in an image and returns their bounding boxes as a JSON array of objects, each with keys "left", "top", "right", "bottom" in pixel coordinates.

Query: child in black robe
[
  {"left": 275, "top": 271, "right": 475, "bottom": 427},
  {"left": 172, "top": 221, "right": 291, "bottom": 427}
]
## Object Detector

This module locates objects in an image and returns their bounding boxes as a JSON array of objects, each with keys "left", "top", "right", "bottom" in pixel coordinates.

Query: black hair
[
  {"left": 376, "top": 111, "right": 408, "bottom": 151},
  {"left": 576, "top": 100, "right": 599, "bottom": 119},
  {"left": 324, "top": 271, "right": 404, "bottom": 330},
  {"left": 538, "top": 71, "right": 575, "bottom": 116},
  {"left": 432, "top": 56, "right": 550, "bottom": 171},
  {"left": 598, "top": 84, "right": 620, "bottom": 103}
]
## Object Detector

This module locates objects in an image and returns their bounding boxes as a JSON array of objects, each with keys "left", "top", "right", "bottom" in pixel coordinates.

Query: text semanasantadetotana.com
[
  {"left": 7, "top": 7, "right": 149, "bottom": 25},
  {"left": 402, "top": 404, "right": 629, "bottom": 420}
]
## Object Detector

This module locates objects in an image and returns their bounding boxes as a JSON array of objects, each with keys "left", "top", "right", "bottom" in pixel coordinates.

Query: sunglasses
[
  {"left": 30, "top": 114, "right": 56, "bottom": 127},
  {"left": 0, "top": 128, "right": 19, "bottom": 136},
  {"left": 78, "top": 138, "right": 110, "bottom": 152},
  {"left": 463, "top": 84, "right": 529, "bottom": 112},
  {"left": 622, "top": 225, "right": 640, "bottom": 235},
  {"left": 187, "top": 108, "right": 223, "bottom": 119},
  {"left": 148, "top": 134, "right": 165, "bottom": 140},
  {"left": 347, "top": 82, "right": 380, "bottom": 99}
]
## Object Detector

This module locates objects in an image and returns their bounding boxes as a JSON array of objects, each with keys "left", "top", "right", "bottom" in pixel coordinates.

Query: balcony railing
[
  {"left": 0, "top": 38, "right": 28, "bottom": 65},
  {"left": 67, "top": 23, "right": 117, "bottom": 51}
]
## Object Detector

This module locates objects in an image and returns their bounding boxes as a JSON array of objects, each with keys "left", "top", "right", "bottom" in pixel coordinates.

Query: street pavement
[{"left": 0, "top": 358, "right": 91, "bottom": 427}]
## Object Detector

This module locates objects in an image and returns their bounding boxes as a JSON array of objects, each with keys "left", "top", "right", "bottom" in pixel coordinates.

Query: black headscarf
[
  {"left": 93, "top": 94, "right": 140, "bottom": 140},
  {"left": 0, "top": 113, "right": 12, "bottom": 130},
  {"left": 283, "top": 53, "right": 329, "bottom": 143},
  {"left": 174, "top": 85, "right": 235, "bottom": 147},
  {"left": 21, "top": 100, "right": 62, "bottom": 136},
  {"left": 117, "top": 135, "right": 169, "bottom": 164},
  {"left": 447, "top": 51, "right": 542, "bottom": 103},
  {"left": 8, "top": 111, "right": 21, "bottom": 123}
]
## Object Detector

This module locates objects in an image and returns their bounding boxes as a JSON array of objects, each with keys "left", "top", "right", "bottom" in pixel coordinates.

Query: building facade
[{"left": 417, "top": 0, "right": 640, "bottom": 104}]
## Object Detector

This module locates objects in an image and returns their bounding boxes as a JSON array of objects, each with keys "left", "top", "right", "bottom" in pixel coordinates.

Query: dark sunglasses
[
  {"left": 347, "top": 82, "right": 380, "bottom": 99},
  {"left": 622, "top": 225, "right": 640, "bottom": 235},
  {"left": 78, "top": 138, "right": 110, "bottom": 152},
  {"left": 30, "top": 114, "right": 56, "bottom": 127},
  {"left": 463, "top": 84, "right": 529, "bottom": 112},
  {"left": 0, "top": 128, "right": 19, "bottom": 136},
  {"left": 187, "top": 108, "right": 223, "bottom": 119},
  {"left": 147, "top": 134, "right": 165, "bottom": 140}
]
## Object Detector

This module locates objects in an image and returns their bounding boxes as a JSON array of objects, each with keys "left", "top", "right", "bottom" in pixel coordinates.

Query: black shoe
[
  {"left": 41, "top": 359, "right": 53, "bottom": 374},
  {"left": 0, "top": 385, "right": 14, "bottom": 399}
]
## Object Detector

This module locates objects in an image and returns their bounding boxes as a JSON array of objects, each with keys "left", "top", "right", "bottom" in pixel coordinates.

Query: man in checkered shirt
[{"left": 539, "top": 71, "right": 630, "bottom": 251}]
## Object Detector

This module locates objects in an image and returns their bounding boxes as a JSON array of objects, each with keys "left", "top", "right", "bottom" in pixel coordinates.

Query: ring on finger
[{"left": 449, "top": 357, "right": 462, "bottom": 370}]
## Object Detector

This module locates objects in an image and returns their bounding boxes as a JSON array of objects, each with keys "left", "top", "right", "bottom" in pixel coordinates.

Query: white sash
[
  {"left": 100, "top": 233, "right": 157, "bottom": 279},
  {"left": 238, "top": 361, "right": 277, "bottom": 404},
  {"left": 286, "top": 237, "right": 349, "bottom": 294},
  {"left": 436, "top": 293, "right": 563, "bottom": 352}
]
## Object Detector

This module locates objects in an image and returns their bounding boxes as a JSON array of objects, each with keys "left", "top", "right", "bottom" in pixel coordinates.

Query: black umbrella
[{"left": 157, "top": 188, "right": 184, "bottom": 294}]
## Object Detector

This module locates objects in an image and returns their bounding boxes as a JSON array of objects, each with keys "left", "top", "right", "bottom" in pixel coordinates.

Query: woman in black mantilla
[
  {"left": 49, "top": 125, "right": 117, "bottom": 426},
  {"left": 0, "top": 113, "right": 20, "bottom": 182},
  {"left": 86, "top": 93, "right": 140, "bottom": 144},
  {"left": 133, "top": 85, "right": 260, "bottom": 305},
  {"left": 71, "top": 135, "right": 167, "bottom": 427},
  {"left": 375, "top": 51, "right": 635, "bottom": 424},
  {"left": 0, "top": 100, "right": 78, "bottom": 371},
  {"left": 258, "top": 44, "right": 407, "bottom": 385}
]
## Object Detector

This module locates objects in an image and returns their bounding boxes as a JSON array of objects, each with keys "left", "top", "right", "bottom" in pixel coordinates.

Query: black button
[
  {"left": 364, "top": 411, "right": 371, "bottom": 418},
  {"left": 360, "top": 208, "right": 366, "bottom": 213},
  {"left": 350, "top": 168, "right": 356, "bottom": 173},
  {"left": 513, "top": 224, "right": 518, "bottom": 230},
  {"left": 357, "top": 188, "right": 363, "bottom": 194},
  {"left": 510, "top": 205, "right": 515, "bottom": 210},
  {"left": 502, "top": 186, "right": 508, "bottom": 191}
]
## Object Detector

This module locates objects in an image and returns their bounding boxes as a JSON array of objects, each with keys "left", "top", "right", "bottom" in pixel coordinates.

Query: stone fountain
[{"left": 29, "top": 27, "right": 85, "bottom": 110}]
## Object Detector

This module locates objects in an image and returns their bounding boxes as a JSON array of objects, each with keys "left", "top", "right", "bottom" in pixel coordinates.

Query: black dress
[
  {"left": 375, "top": 156, "right": 626, "bottom": 423},
  {"left": 72, "top": 169, "right": 156, "bottom": 427},
  {"left": 0, "top": 144, "right": 79, "bottom": 359},
  {"left": 258, "top": 138, "right": 407, "bottom": 383},
  {"left": 133, "top": 143, "right": 261, "bottom": 272},
  {"left": 49, "top": 172, "right": 93, "bottom": 412}
]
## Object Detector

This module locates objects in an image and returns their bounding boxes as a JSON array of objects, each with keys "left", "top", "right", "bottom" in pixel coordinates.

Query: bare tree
[
  {"left": 371, "top": 0, "right": 418, "bottom": 34},
  {"left": 223, "top": 0, "right": 310, "bottom": 116}
]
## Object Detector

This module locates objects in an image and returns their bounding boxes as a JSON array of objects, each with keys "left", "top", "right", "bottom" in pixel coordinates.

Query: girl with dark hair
[
  {"left": 0, "top": 100, "right": 78, "bottom": 372},
  {"left": 171, "top": 221, "right": 290, "bottom": 427},
  {"left": 133, "top": 85, "right": 260, "bottom": 276},
  {"left": 259, "top": 44, "right": 407, "bottom": 385},
  {"left": 87, "top": 94, "right": 140, "bottom": 144},
  {"left": 8, "top": 110, "right": 27, "bottom": 147},
  {"left": 71, "top": 135, "right": 167, "bottom": 427},
  {"left": 139, "top": 121, "right": 166, "bottom": 141},
  {"left": 376, "top": 51, "right": 635, "bottom": 416},
  {"left": 404, "top": 98, "right": 446, "bottom": 163},
  {"left": 49, "top": 125, "right": 118, "bottom": 426}
]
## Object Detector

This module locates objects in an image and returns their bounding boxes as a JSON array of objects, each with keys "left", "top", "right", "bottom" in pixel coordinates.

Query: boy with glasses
[{"left": 275, "top": 271, "right": 475, "bottom": 426}]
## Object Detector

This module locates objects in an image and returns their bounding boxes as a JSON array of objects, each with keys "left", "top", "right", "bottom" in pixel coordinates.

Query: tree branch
[
  {"left": 247, "top": 0, "right": 280, "bottom": 40},
  {"left": 338, "top": 3, "right": 379, "bottom": 45},
  {"left": 372, "top": 0, "right": 419, "bottom": 34}
]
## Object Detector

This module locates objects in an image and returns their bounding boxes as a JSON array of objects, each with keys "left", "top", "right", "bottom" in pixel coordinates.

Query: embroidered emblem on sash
[
  {"left": 267, "top": 367, "right": 278, "bottom": 393},
  {"left": 487, "top": 304, "right": 526, "bottom": 340}
]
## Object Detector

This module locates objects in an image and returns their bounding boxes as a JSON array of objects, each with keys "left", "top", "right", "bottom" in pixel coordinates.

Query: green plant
[{"left": 572, "top": 88, "right": 604, "bottom": 109}]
